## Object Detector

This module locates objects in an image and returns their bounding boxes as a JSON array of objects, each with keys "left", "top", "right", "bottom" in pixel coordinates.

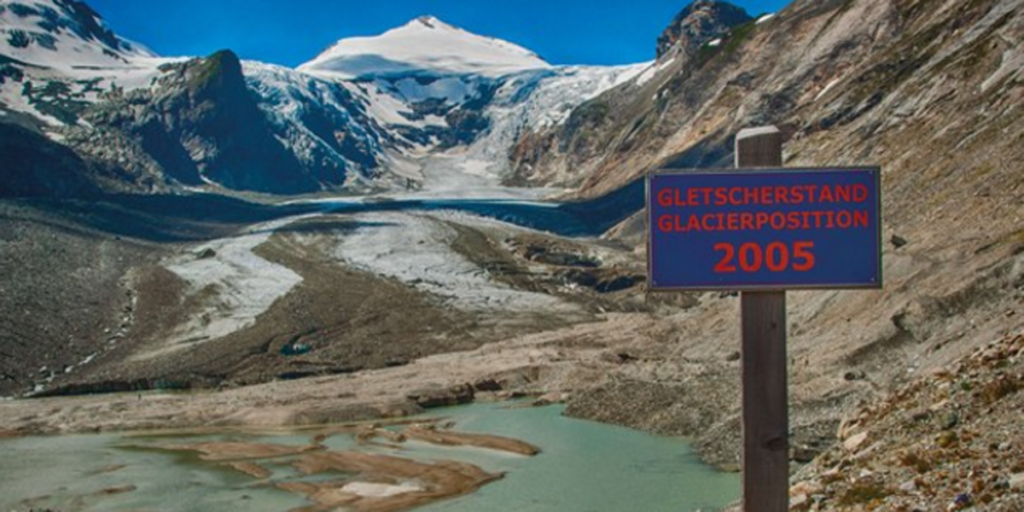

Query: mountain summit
[
  {"left": 656, "top": 0, "right": 752, "bottom": 58},
  {"left": 0, "top": 0, "right": 153, "bottom": 68},
  {"left": 298, "top": 15, "right": 551, "bottom": 79}
]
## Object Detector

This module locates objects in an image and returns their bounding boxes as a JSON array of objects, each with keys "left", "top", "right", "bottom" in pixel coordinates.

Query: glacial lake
[{"left": 0, "top": 402, "right": 739, "bottom": 512}]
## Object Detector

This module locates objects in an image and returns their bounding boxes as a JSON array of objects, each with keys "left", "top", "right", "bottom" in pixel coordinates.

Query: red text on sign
[{"left": 713, "top": 241, "right": 815, "bottom": 273}]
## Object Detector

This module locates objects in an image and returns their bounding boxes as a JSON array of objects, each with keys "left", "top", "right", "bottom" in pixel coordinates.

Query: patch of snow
[
  {"left": 420, "top": 114, "right": 448, "bottom": 127},
  {"left": 334, "top": 210, "right": 572, "bottom": 313},
  {"left": 456, "top": 158, "right": 493, "bottom": 178},
  {"left": 141, "top": 215, "right": 312, "bottom": 359},
  {"left": 634, "top": 58, "right": 673, "bottom": 87},
  {"left": 707, "top": 39, "right": 722, "bottom": 47},
  {"left": 242, "top": 61, "right": 380, "bottom": 185},
  {"left": 0, "top": 80, "right": 63, "bottom": 125},
  {"left": 454, "top": 63, "right": 647, "bottom": 182},
  {"left": 757, "top": 13, "right": 776, "bottom": 24},
  {"left": 0, "top": 0, "right": 154, "bottom": 70},
  {"left": 299, "top": 16, "right": 550, "bottom": 79},
  {"left": 388, "top": 152, "right": 563, "bottom": 201},
  {"left": 345, "top": 80, "right": 412, "bottom": 125},
  {"left": 0, "top": 53, "right": 181, "bottom": 126},
  {"left": 341, "top": 481, "right": 423, "bottom": 498},
  {"left": 815, "top": 77, "right": 842, "bottom": 101}
]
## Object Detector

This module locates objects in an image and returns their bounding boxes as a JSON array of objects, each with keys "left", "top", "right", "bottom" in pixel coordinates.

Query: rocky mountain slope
[
  {"left": 498, "top": 0, "right": 1024, "bottom": 497},
  {"left": 511, "top": 0, "right": 1023, "bottom": 219}
]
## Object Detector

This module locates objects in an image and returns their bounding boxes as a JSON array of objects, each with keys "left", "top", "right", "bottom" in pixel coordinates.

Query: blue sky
[{"left": 89, "top": 0, "right": 790, "bottom": 67}]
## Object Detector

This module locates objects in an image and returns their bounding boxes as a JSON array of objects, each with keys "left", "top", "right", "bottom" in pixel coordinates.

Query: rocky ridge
[{"left": 656, "top": 0, "right": 754, "bottom": 58}]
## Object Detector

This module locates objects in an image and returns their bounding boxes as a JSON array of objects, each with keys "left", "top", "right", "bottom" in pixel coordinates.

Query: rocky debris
[
  {"left": 508, "top": 236, "right": 600, "bottom": 268},
  {"left": 532, "top": 390, "right": 567, "bottom": 406},
  {"left": 891, "top": 234, "right": 909, "bottom": 249},
  {"left": 1009, "top": 473, "right": 1024, "bottom": 491},
  {"left": 407, "top": 383, "right": 475, "bottom": 409},
  {"left": 842, "top": 431, "right": 869, "bottom": 452},
  {"left": 0, "top": 122, "right": 101, "bottom": 198},
  {"left": 526, "top": 247, "right": 598, "bottom": 267},
  {"left": 472, "top": 378, "right": 502, "bottom": 392},
  {"left": 790, "top": 331, "right": 1024, "bottom": 510},
  {"left": 565, "top": 369, "right": 741, "bottom": 467},
  {"left": 595, "top": 274, "right": 642, "bottom": 293},
  {"left": 196, "top": 247, "right": 217, "bottom": 259},
  {"left": 0, "top": 201, "right": 162, "bottom": 397},
  {"left": 791, "top": 443, "right": 820, "bottom": 464},
  {"left": 560, "top": 268, "right": 600, "bottom": 287},
  {"left": 557, "top": 267, "right": 645, "bottom": 294},
  {"left": 843, "top": 370, "right": 867, "bottom": 381}
]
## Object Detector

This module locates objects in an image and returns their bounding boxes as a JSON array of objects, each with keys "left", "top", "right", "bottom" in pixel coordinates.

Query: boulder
[
  {"left": 407, "top": 383, "right": 475, "bottom": 409},
  {"left": 1009, "top": 473, "right": 1024, "bottom": 491},
  {"left": 472, "top": 378, "right": 502, "bottom": 392},
  {"left": 843, "top": 431, "right": 869, "bottom": 451}
]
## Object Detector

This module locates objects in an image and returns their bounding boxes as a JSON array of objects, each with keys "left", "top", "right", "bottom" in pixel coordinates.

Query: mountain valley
[{"left": 1, "top": 0, "right": 1023, "bottom": 510}]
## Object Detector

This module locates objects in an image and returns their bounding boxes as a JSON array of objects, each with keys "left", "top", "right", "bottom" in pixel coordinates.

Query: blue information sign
[{"left": 647, "top": 167, "right": 882, "bottom": 291}]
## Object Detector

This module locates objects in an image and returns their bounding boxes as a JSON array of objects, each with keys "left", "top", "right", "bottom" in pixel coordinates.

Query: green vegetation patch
[
  {"left": 696, "top": 20, "right": 758, "bottom": 68},
  {"left": 839, "top": 479, "right": 892, "bottom": 505},
  {"left": 188, "top": 50, "right": 235, "bottom": 91}
]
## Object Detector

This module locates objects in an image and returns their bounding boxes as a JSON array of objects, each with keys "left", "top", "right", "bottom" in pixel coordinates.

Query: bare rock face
[
  {"left": 69, "top": 50, "right": 335, "bottom": 194},
  {"left": 0, "top": 122, "right": 99, "bottom": 198},
  {"left": 510, "top": 0, "right": 1024, "bottom": 245},
  {"left": 656, "top": 0, "right": 753, "bottom": 58}
]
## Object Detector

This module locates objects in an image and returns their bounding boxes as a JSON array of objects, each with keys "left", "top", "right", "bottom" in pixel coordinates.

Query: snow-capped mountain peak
[
  {"left": 0, "top": 1, "right": 647, "bottom": 195},
  {"left": 298, "top": 15, "right": 551, "bottom": 79},
  {"left": 410, "top": 15, "right": 456, "bottom": 31},
  {"left": 0, "top": 0, "right": 154, "bottom": 69}
]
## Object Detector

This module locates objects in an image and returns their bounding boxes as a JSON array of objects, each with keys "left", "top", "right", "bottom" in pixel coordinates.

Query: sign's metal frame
[{"left": 646, "top": 166, "right": 883, "bottom": 292}]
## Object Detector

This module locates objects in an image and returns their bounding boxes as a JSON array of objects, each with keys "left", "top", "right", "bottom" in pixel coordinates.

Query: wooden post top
[{"left": 735, "top": 126, "right": 782, "bottom": 168}]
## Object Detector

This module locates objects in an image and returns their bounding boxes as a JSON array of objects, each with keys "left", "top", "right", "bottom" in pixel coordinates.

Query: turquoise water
[
  {"left": 413, "top": 403, "right": 739, "bottom": 512},
  {"left": 0, "top": 402, "right": 738, "bottom": 512},
  {"left": 0, "top": 431, "right": 310, "bottom": 512}
]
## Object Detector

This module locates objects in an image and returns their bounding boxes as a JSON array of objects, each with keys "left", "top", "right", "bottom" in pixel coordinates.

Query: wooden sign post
[
  {"left": 646, "top": 125, "right": 882, "bottom": 512},
  {"left": 735, "top": 126, "right": 788, "bottom": 512}
]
